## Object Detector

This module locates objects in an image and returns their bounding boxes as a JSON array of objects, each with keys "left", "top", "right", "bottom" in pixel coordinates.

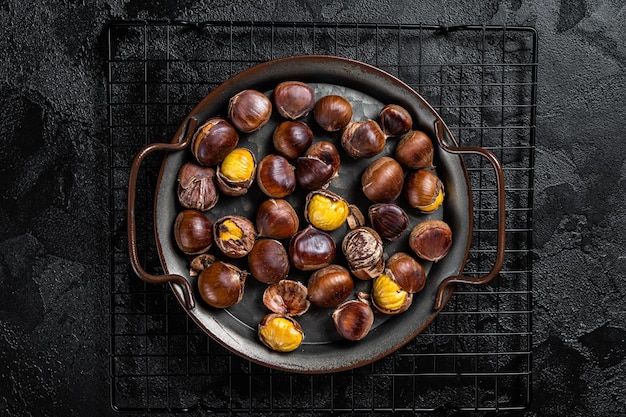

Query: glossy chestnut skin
[
  {"left": 379, "top": 104, "right": 412, "bottom": 137},
  {"left": 248, "top": 238, "right": 290, "bottom": 284},
  {"left": 361, "top": 156, "right": 404, "bottom": 203},
  {"left": 409, "top": 220, "right": 453, "bottom": 262},
  {"left": 263, "top": 279, "right": 310, "bottom": 316},
  {"left": 295, "top": 141, "right": 341, "bottom": 191},
  {"left": 313, "top": 95, "right": 353, "bottom": 132},
  {"left": 256, "top": 154, "right": 296, "bottom": 198},
  {"left": 403, "top": 169, "right": 444, "bottom": 213},
  {"left": 273, "top": 81, "right": 316, "bottom": 120},
  {"left": 213, "top": 215, "right": 257, "bottom": 258},
  {"left": 368, "top": 203, "right": 409, "bottom": 241},
  {"left": 177, "top": 162, "right": 219, "bottom": 211},
  {"left": 341, "top": 120, "right": 386, "bottom": 159},
  {"left": 387, "top": 252, "right": 426, "bottom": 293},
  {"left": 173, "top": 209, "right": 213, "bottom": 255},
  {"left": 289, "top": 226, "right": 336, "bottom": 271},
  {"left": 307, "top": 265, "right": 354, "bottom": 308},
  {"left": 342, "top": 227, "right": 385, "bottom": 280},
  {"left": 272, "top": 121, "right": 314, "bottom": 159},
  {"left": 191, "top": 117, "right": 239, "bottom": 167},
  {"left": 255, "top": 199, "right": 299, "bottom": 240},
  {"left": 228, "top": 89, "right": 272, "bottom": 133},
  {"left": 332, "top": 294, "right": 374, "bottom": 341},
  {"left": 198, "top": 261, "right": 246, "bottom": 308},
  {"left": 394, "top": 130, "right": 435, "bottom": 170}
]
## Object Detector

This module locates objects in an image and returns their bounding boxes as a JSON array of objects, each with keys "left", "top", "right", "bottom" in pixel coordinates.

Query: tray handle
[
  {"left": 127, "top": 117, "right": 198, "bottom": 310},
  {"left": 433, "top": 119, "right": 506, "bottom": 310}
]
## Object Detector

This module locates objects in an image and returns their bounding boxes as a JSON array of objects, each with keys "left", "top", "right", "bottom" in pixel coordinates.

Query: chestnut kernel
[
  {"left": 403, "top": 169, "right": 444, "bottom": 213},
  {"left": 248, "top": 238, "right": 290, "bottom": 284},
  {"left": 273, "top": 81, "right": 316, "bottom": 120},
  {"left": 361, "top": 156, "right": 404, "bottom": 203},
  {"left": 371, "top": 270, "right": 413, "bottom": 315},
  {"left": 307, "top": 265, "right": 354, "bottom": 308},
  {"left": 387, "top": 252, "right": 426, "bottom": 293},
  {"left": 394, "top": 130, "right": 435, "bottom": 170},
  {"left": 258, "top": 313, "right": 304, "bottom": 352},
  {"left": 332, "top": 294, "right": 374, "bottom": 341},
  {"left": 216, "top": 148, "right": 257, "bottom": 196},
  {"left": 313, "top": 95, "right": 353, "bottom": 132},
  {"left": 177, "top": 162, "right": 219, "bottom": 211},
  {"left": 198, "top": 261, "right": 246, "bottom": 308},
  {"left": 341, "top": 120, "right": 387, "bottom": 159},
  {"left": 214, "top": 215, "right": 257, "bottom": 258},
  {"left": 263, "top": 279, "right": 310, "bottom": 316},
  {"left": 173, "top": 209, "right": 213, "bottom": 255},
  {"left": 272, "top": 121, "right": 313, "bottom": 159},
  {"left": 228, "top": 89, "right": 272, "bottom": 133},
  {"left": 191, "top": 117, "right": 239, "bottom": 167},
  {"left": 289, "top": 226, "right": 336, "bottom": 271},
  {"left": 342, "top": 227, "right": 385, "bottom": 280},
  {"left": 409, "top": 219, "right": 453, "bottom": 262},
  {"left": 379, "top": 104, "right": 413, "bottom": 137},
  {"left": 256, "top": 199, "right": 299, "bottom": 240},
  {"left": 368, "top": 203, "right": 409, "bottom": 241},
  {"left": 304, "top": 190, "right": 349, "bottom": 232},
  {"left": 257, "top": 154, "right": 296, "bottom": 198}
]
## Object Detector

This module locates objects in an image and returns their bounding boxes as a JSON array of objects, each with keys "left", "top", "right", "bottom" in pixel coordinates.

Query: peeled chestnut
[
  {"left": 409, "top": 220, "right": 452, "bottom": 262},
  {"left": 256, "top": 154, "right": 296, "bottom": 198},
  {"left": 403, "top": 169, "right": 444, "bottom": 213},
  {"left": 394, "top": 130, "right": 435, "bottom": 170},
  {"left": 342, "top": 227, "right": 385, "bottom": 280},
  {"left": 216, "top": 148, "right": 256, "bottom": 196},
  {"left": 341, "top": 120, "right": 387, "bottom": 159},
  {"left": 228, "top": 89, "right": 272, "bottom": 133},
  {"left": 371, "top": 270, "right": 413, "bottom": 315},
  {"left": 173, "top": 209, "right": 213, "bottom": 255},
  {"left": 198, "top": 261, "right": 246, "bottom": 308},
  {"left": 177, "top": 162, "right": 219, "bottom": 211},
  {"left": 258, "top": 313, "right": 304, "bottom": 352},
  {"left": 191, "top": 117, "right": 239, "bottom": 167},
  {"left": 368, "top": 203, "right": 409, "bottom": 241},
  {"left": 307, "top": 265, "right": 354, "bottom": 308},
  {"left": 255, "top": 199, "right": 299, "bottom": 240},
  {"left": 332, "top": 293, "right": 374, "bottom": 341},
  {"left": 304, "top": 190, "right": 349, "bottom": 232},
  {"left": 361, "top": 156, "right": 404, "bottom": 203},
  {"left": 263, "top": 279, "right": 310, "bottom": 316},
  {"left": 379, "top": 104, "right": 412, "bottom": 137},
  {"left": 272, "top": 121, "right": 313, "bottom": 159},
  {"left": 387, "top": 252, "right": 426, "bottom": 293},
  {"left": 214, "top": 215, "right": 257, "bottom": 258},
  {"left": 248, "top": 238, "right": 290, "bottom": 284},
  {"left": 313, "top": 95, "right": 353, "bottom": 132},
  {"left": 289, "top": 225, "right": 336, "bottom": 271},
  {"left": 273, "top": 81, "right": 316, "bottom": 120},
  {"left": 296, "top": 141, "right": 341, "bottom": 190}
]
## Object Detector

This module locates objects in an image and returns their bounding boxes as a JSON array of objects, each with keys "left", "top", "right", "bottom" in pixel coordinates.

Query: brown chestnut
[
  {"left": 248, "top": 239, "right": 290, "bottom": 284},
  {"left": 191, "top": 117, "right": 239, "bottom": 167},
  {"left": 272, "top": 120, "right": 314, "bottom": 159},
  {"left": 342, "top": 227, "right": 385, "bottom": 280},
  {"left": 216, "top": 148, "right": 257, "bottom": 196},
  {"left": 177, "top": 162, "right": 219, "bottom": 211},
  {"left": 296, "top": 141, "right": 341, "bottom": 190},
  {"left": 307, "top": 265, "right": 354, "bottom": 308},
  {"left": 273, "top": 81, "right": 316, "bottom": 120},
  {"left": 409, "top": 219, "right": 453, "bottom": 262},
  {"left": 258, "top": 313, "right": 304, "bottom": 352},
  {"left": 198, "top": 261, "right": 246, "bottom": 308},
  {"left": 332, "top": 293, "right": 374, "bottom": 341},
  {"left": 214, "top": 215, "right": 257, "bottom": 258},
  {"left": 341, "top": 120, "right": 387, "bottom": 159},
  {"left": 255, "top": 199, "right": 299, "bottom": 240},
  {"left": 394, "top": 130, "right": 435, "bottom": 170},
  {"left": 263, "top": 279, "right": 310, "bottom": 316},
  {"left": 228, "top": 89, "right": 272, "bottom": 133},
  {"left": 256, "top": 154, "right": 296, "bottom": 198},
  {"left": 313, "top": 95, "right": 353, "bottom": 132},
  {"left": 368, "top": 203, "right": 409, "bottom": 241},
  {"left": 403, "top": 169, "right": 444, "bottom": 213},
  {"left": 371, "top": 270, "right": 413, "bottom": 315},
  {"left": 289, "top": 225, "right": 336, "bottom": 271},
  {"left": 189, "top": 253, "right": 216, "bottom": 277},
  {"left": 387, "top": 252, "right": 426, "bottom": 293},
  {"left": 173, "top": 209, "right": 213, "bottom": 255},
  {"left": 361, "top": 156, "right": 404, "bottom": 203},
  {"left": 379, "top": 104, "right": 413, "bottom": 137}
]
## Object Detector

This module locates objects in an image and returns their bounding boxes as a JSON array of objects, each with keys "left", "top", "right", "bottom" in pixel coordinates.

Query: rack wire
[{"left": 107, "top": 21, "right": 536, "bottom": 414}]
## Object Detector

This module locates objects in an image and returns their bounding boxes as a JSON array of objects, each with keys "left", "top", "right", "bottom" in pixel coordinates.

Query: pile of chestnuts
[{"left": 172, "top": 80, "right": 453, "bottom": 353}]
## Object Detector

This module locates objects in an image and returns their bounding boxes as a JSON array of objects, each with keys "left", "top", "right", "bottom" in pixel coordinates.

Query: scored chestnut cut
[
  {"left": 313, "top": 95, "right": 353, "bottom": 132},
  {"left": 228, "top": 89, "right": 272, "bottom": 133},
  {"left": 395, "top": 130, "right": 435, "bottom": 170},
  {"left": 258, "top": 313, "right": 304, "bottom": 352},
  {"left": 177, "top": 162, "right": 219, "bottom": 211},
  {"left": 216, "top": 148, "right": 257, "bottom": 196},
  {"left": 361, "top": 156, "right": 404, "bottom": 203},
  {"left": 198, "top": 261, "right": 246, "bottom": 309},
  {"left": 248, "top": 238, "right": 290, "bottom": 284},
  {"left": 387, "top": 252, "right": 426, "bottom": 293},
  {"left": 289, "top": 226, "right": 336, "bottom": 271},
  {"left": 273, "top": 81, "right": 316, "bottom": 120},
  {"left": 272, "top": 121, "right": 314, "bottom": 159},
  {"left": 371, "top": 270, "right": 413, "bottom": 315},
  {"left": 409, "top": 219, "right": 453, "bottom": 262},
  {"left": 214, "top": 215, "right": 257, "bottom": 258},
  {"left": 332, "top": 293, "right": 375, "bottom": 341},
  {"left": 191, "top": 117, "right": 239, "bottom": 167},
  {"left": 296, "top": 141, "right": 341, "bottom": 191},
  {"left": 263, "top": 279, "right": 310, "bottom": 316},
  {"left": 379, "top": 104, "right": 413, "bottom": 137},
  {"left": 255, "top": 199, "right": 299, "bottom": 240},
  {"left": 368, "top": 203, "right": 409, "bottom": 241},
  {"left": 342, "top": 227, "right": 385, "bottom": 280},
  {"left": 403, "top": 169, "right": 444, "bottom": 213},
  {"left": 341, "top": 119, "right": 387, "bottom": 159},
  {"left": 307, "top": 265, "right": 354, "bottom": 308},
  {"left": 173, "top": 209, "right": 213, "bottom": 255},
  {"left": 256, "top": 154, "right": 296, "bottom": 198}
]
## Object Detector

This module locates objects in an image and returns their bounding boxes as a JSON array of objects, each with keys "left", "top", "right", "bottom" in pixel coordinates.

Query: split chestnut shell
[
  {"left": 342, "top": 227, "right": 385, "bottom": 280},
  {"left": 262, "top": 279, "right": 310, "bottom": 316}
]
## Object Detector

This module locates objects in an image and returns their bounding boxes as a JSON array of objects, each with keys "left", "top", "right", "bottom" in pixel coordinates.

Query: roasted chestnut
[
  {"left": 258, "top": 313, "right": 304, "bottom": 352},
  {"left": 255, "top": 199, "right": 299, "bottom": 239},
  {"left": 307, "top": 265, "right": 354, "bottom": 308},
  {"left": 394, "top": 130, "right": 435, "bottom": 170},
  {"left": 361, "top": 156, "right": 404, "bottom": 203},
  {"left": 228, "top": 89, "right": 272, "bottom": 133},
  {"left": 191, "top": 117, "right": 239, "bottom": 167},
  {"left": 248, "top": 238, "right": 290, "bottom": 284},
  {"left": 296, "top": 141, "right": 341, "bottom": 191},
  {"left": 371, "top": 269, "right": 413, "bottom": 315},
  {"left": 272, "top": 120, "right": 314, "bottom": 159},
  {"left": 289, "top": 226, "right": 336, "bottom": 271},
  {"left": 214, "top": 215, "right": 257, "bottom": 258},
  {"left": 379, "top": 104, "right": 412, "bottom": 137},
  {"left": 273, "top": 81, "right": 316, "bottom": 120},
  {"left": 198, "top": 261, "right": 246, "bottom": 308},
  {"left": 177, "top": 162, "right": 219, "bottom": 211},
  {"left": 304, "top": 190, "right": 349, "bottom": 232},
  {"left": 403, "top": 169, "right": 444, "bottom": 213},
  {"left": 256, "top": 154, "right": 296, "bottom": 198},
  {"left": 173, "top": 209, "right": 213, "bottom": 255},
  {"left": 313, "top": 95, "right": 353, "bottom": 132},
  {"left": 387, "top": 252, "right": 426, "bottom": 293},
  {"left": 368, "top": 203, "right": 409, "bottom": 241},
  {"left": 189, "top": 253, "right": 216, "bottom": 277},
  {"left": 332, "top": 293, "right": 374, "bottom": 341},
  {"left": 409, "top": 219, "right": 452, "bottom": 262},
  {"left": 341, "top": 119, "right": 387, "bottom": 159},
  {"left": 342, "top": 227, "right": 385, "bottom": 280},
  {"left": 263, "top": 279, "right": 310, "bottom": 316},
  {"left": 216, "top": 148, "right": 256, "bottom": 196}
]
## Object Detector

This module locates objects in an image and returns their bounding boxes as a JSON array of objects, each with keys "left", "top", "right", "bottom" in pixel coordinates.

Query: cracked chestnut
[
  {"left": 258, "top": 313, "right": 304, "bottom": 352},
  {"left": 191, "top": 117, "right": 239, "bottom": 167},
  {"left": 332, "top": 293, "right": 374, "bottom": 341},
  {"left": 342, "top": 227, "right": 385, "bottom": 280},
  {"left": 177, "top": 162, "right": 219, "bottom": 211},
  {"left": 262, "top": 279, "right": 310, "bottom": 316},
  {"left": 214, "top": 215, "right": 257, "bottom": 258}
]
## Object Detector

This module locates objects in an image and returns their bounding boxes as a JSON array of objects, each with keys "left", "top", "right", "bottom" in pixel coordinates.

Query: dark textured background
[{"left": 1, "top": 0, "right": 625, "bottom": 416}]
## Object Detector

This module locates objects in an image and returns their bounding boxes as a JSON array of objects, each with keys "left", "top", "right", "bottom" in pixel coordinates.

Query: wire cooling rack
[{"left": 107, "top": 21, "right": 536, "bottom": 414}]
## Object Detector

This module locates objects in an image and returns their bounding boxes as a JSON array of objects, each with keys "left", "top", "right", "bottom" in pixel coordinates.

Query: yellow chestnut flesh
[
  {"left": 371, "top": 270, "right": 411, "bottom": 314},
  {"left": 258, "top": 314, "right": 304, "bottom": 352},
  {"left": 220, "top": 148, "right": 255, "bottom": 182},
  {"left": 214, "top": 215, "right": 257, "bottom": 258},
  {"left": 305, "top": 190, "right": 349, "bottom": 231}
]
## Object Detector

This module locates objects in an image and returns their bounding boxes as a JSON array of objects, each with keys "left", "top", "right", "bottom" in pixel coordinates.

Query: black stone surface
[{"left": 1, "top": 1, "right": 625, "bottom": 416}]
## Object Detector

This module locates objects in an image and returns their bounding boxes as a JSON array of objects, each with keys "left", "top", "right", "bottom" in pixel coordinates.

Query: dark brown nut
[
  {"left": 214, "top": 215, "right": 257, "bottom": 258},
  {"left": 258, "top": 313, "right": 304, "bottom": 352},
  {"left": 189, "top": 253, "right": 216, "bottom": 277},
  {"left": 387, "top": 252, "right": 426, "bottom": 293},
  {"left": 341, "top": 120, "right": 387, "bottom": 159},
  {"left": 173, "top": 209, "right": 213, "bottom": 255},
  {"left": 371, "top": 269, "right": 413, "bottom": 315},
  {"left": 394, "top": 130, "right": 435, "bottom": 170},
  {"left": 368, "top": 203, "right": 409, "bottom": 241},
  {"left": 248, "top": 239, "right": 290, "bottom": 284},
  {"left": 272, "top": 120, "right": 314, "bottom": 159},
  {"left": 177, "top": 162, "right": 219, "bottom": 211},
  {"left": 191, "top": 117, "right": 239, "bottom": 167},
  {"left": 255, "top": 199, "right": 299, "bottom": 239},
  {"left": 332, "top": 293, "right": 374, "bottom": 341},
  {"left": 342, "top": 227, "right": 385, "bottom": 280},
  {"left": 403, "top": 169, "right": 444, "bottom": 213},
  {"left": 216, "top": 148, "right": 256, "bottom": 196},
  {"left": 256, "top": 154, "right": 296, "bottom": 198},
  {"left": 228, "top": 89, "right": 272, "bottom": 133},
  {"left": 295, "top": 140, "right": 341, "bottom": 190},
  {"left": 313, "top": 95, "right": 353, "bottom": 132},
  {"left": 273, "top": 81, "right": 316, "bottom": 120},
  {"left": 361, "top": 156, "right": 404, "bottom": 203},
  {"left": 409, "top": 219, "right": 453, "bottom": 262},
  {"left": 379, "top": 104, "right": 413, "bottom": 137},
  {"left": 263, "top": 279, "right": 310, "bottom": 316},
  {"left": 198, "top": 261, "right": 246, "bottom": 308},
  {"left": 289, "top": 226, "right": 336, "bottom": 271},
  {"left": 307, "top": 265, "right": 354, "bottom": 308},
  {"left": 304, "top": 190, "right": 350, "bottom": 232}
]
